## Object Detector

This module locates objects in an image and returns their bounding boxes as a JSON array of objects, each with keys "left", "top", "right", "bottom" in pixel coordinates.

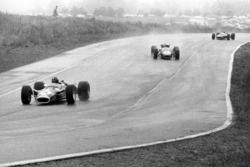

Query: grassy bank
[
  {"left": 0, "top": 12, "right": 216, "bottom": 73},
  {"left": 0, "top": 13, "right": 163, "bottom": 72},
  {"left": 21, "top": 43, "right": 250, "bottom": 167}
]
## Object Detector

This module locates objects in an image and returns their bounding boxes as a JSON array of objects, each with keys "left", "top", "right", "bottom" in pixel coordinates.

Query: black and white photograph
[{"left": 0, "top": 0, "right": 250, "bottom": 166}]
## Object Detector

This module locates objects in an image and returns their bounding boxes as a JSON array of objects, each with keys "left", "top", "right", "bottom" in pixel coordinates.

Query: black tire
[
  {"left": 21, "top": 85, "right": 32, "bottom": 105},
  {"left": 78, "top": 81, "right": 90, "bottom": 101},
  {"left": 212, "top": 33, "right": 215, "bottom": 40},
  {"left": 33, "top": 82, "right": 45, "bottom": 96},
  {"left": 151, "top": 46, "right": 158, "bottom": 59},
  {"left": 231, "top": 33, "right": 235, "bottom": 40},
  {"left": 227, "top": 34, "right": 230, "bottom": 40},
  {"left": 173, "top": 47, "right": 180, "bottom": 60},
  {"left": 66, "top": 85, "right": 77, "bottom": 105}
]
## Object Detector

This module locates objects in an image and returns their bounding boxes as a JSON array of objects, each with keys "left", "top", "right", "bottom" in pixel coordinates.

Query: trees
[
  {"left": 94, "top": 7, "right": 124, "bottom": 17},
  {"left": 116, "top": 8, "right": 125, "bottom": 18},
  {"left": 70, "top": 7, "right": 87, "bottom": 16},
  {"left": 150, "top": 8, "right": 165, "bottom": 17}
]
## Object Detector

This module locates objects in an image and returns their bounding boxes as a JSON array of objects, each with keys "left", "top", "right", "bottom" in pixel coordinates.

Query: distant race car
[
  {"left": 151, "top": 43, "right": 180, "bottom": 60},
  {"left": 212, "top": 32, "right": 235, "bottom": 40},
  {"left": 21, "top": 77, "right": 90, "bottom": 105}
]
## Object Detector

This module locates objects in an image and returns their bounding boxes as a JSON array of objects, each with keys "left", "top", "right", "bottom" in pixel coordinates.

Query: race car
[
  {"left": 212, "top": 32, "right": 235, "bottom": 40},
  {"left": 151, "top": 43, "right": 180, "bottom": 60},
  {"left": 21, "top": 77, "right": 90, "bottom": 105}
]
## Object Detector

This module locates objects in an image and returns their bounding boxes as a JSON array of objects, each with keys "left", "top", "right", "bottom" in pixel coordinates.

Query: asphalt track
[{"left": 0, "top": 34, "right": 249, "bottom": 164}]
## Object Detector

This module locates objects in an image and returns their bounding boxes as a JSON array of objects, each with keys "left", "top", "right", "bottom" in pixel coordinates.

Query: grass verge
[
  {"left": 20, "top": 43, "right": 250, "bottom": 167},
  {"left": 0, "top": 12, "right": 224, "bottom": 73},
  {"left": 0, "top": 32, "right": 143, "bottom": 73},
  {"left": 0, "top": 13, "right": 167, "bottom": 73}
]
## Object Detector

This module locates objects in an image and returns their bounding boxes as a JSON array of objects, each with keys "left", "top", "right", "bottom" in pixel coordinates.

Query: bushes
[
  {"left": 0, "top": 13, "right": 151, "bottom": 48},
  {"left": 2, "top": 12, "right": 243, "bottom": 49},
  {"left": 0, "top": 13, "right": 156, "bottom": 72},
  {"left": 0, "top": 12, "right": 245, "bottom": 73},
  {"left": 0, "top": 13, "right": 219, "bottom": 49}
]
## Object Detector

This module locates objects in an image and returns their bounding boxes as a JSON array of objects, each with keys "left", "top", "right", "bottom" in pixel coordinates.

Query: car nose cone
[
  {"left": 37, "top": 97, "right": 50, "bottom": 103},
  {"left": 37, "top": 93, "right": 50, "bottom": 104},
  {"left": 163, "top": 51, "right": 171, "bottom": 55}
]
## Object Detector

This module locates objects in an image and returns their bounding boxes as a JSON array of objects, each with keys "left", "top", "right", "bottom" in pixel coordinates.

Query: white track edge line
[{"left": 0, "top": 42, "right": 246, "bottom": 167}]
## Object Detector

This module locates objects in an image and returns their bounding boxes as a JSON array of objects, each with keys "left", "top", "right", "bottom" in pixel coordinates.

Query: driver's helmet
[
  {"left": 52, "top": 77, "right": 59, "bottom": 83},
  {"left": 161, "top": 43, "right": 170, "bottom": 48}
]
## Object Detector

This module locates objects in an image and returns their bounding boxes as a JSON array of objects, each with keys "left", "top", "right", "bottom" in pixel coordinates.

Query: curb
[{"left": 0, "top": 42, "right": 246, "bottom": 167}]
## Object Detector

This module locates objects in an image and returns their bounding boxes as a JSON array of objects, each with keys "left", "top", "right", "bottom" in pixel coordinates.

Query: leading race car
[
  {"left": 212, "top": 32, "right": 235, "bottom": 40},
  {"left": 21, "top": 77, "right": 90, "bottom": 105},
  {"left": 151, "top": 43, "right": 180, "bottom": 60}
]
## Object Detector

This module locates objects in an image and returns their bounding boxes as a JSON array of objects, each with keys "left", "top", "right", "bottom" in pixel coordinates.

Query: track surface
[{"left": 0, "top": 34, "right": 249, "bottom": 164}]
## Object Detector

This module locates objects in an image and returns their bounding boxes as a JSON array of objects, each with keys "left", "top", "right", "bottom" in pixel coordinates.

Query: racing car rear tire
[
  {"left": 173, "top": 47, "right": 180, "bottom": 60},
  {"left": 151, "top": 46, "right": 158, "bottom": 59},
  {"left": 78, "top": 81, "right": 90, "bottom": 101},
  {"left": 231, "top": 33, "right": 235, "bottom": 40},
  {"left": 66, "top": 85, "right": 77, "bottom": 105},
  {"left": 212, "top": 33, "right": 215, "bottom": 40},
  {"left": 227, "top": 34, "right": 230, "bottom": 40},
  {"left": 21, "top": 85, "right": 32, "bottom": 105},
  {"left": 34, "top": 82, "right": 45, "bottom": 96}
]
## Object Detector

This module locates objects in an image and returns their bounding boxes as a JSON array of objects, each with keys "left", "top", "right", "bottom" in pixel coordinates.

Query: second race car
[
  {"left": 21, "top": 77, "right": 90, "bottom": 105},
  {"left": 212, "top": 32, "right": 235, "bottom": 40},
  {"left": 151, "top": 43, "right": 180, "bottom": 60}
]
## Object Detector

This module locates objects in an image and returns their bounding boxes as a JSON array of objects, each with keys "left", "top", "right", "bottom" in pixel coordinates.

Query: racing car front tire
[
  {"left": 231, "top": 33, "right": 235, "bottom": 40},
  {"left": 151, "top": 46, "right": 158, "bottom": 59},
  {"left": 78, "top": 81, "right": 90, "bottom": 101},
  {"left": 173, "top": 47, "right": 180, "bottom": 60},
  {"left": 212, "top": 33, "right": 215, "bottom": 40},
  {"left": 66, "top": 85, "right": 77, "bottom": 105},
  {"left": 21, "top": 85, "right": 32, "bottom": 105}
]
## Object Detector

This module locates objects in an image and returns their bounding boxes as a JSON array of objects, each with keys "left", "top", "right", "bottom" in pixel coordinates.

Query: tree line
[{"left": 59, "top": 6, "right": 168, "bottom": 17}]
